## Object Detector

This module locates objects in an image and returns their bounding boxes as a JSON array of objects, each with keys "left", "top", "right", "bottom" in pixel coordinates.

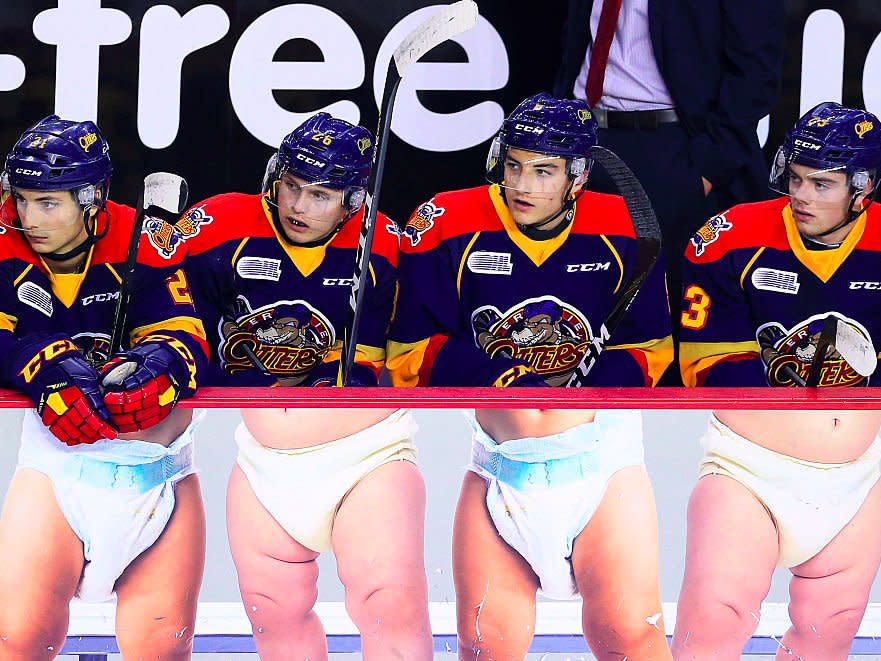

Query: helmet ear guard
[
  {"left": 261, "top": 152, "right": 280, "bottom": 195},
  {"left": 485, "top": 135, "right": 504, "bottom": 183},
  {"left": 343, "top": 187, "right": 367, "bottom": 214}
]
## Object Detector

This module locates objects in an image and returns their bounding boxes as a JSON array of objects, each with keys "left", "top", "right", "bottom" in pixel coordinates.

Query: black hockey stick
[
  {"left": 566, "top": 146, "right": 662, "bottom": 387},
  {"left": 109, "top": 172, "right": 189, "bottom": 355},
  {"left": 337, "top": 0, "right": 479, "bottom": 386}
]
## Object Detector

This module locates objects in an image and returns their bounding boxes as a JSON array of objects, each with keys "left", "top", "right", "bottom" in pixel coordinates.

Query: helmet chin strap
[
  {"left": 41, "top": 207, "right": 107, "bottom": 263},
  {"left": 505, "top": 181, "right": 583, "bottom": 241}
]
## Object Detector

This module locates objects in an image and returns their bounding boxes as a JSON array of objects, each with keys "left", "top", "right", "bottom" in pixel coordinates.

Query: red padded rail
[{"left": 0, "top": 387, "right": 879, "bottom": 409}]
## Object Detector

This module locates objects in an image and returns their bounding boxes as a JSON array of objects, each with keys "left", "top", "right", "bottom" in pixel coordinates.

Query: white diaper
[
  {"left": 700, "top": 415, "right": 881, "bottom": 567},
  {"left": 467, "top": 410, "right": 645, "bottom": 599},
  {"left": 16, "top": 410, "right": 199, "bottom": 602},
  {"left": 235, "top": 409, "right": 418, "bottom": 553}
]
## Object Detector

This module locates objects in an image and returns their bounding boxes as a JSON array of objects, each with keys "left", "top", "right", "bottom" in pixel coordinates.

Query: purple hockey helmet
[
  {"left": 264, "top": 112, "right": 374, "bottom": 214},
  {"left": 771, "top": 102, "right": 881, "bottom": 195},
  {"left": 487, "top": 93, "right": 597, "bottom": 184},
  {"left": 2, "top": 115, "right": 112, "bottom": 208}
]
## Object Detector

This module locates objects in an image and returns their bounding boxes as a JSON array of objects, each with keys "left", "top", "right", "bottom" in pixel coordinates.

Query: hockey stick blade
[
  {"left": 832, "top": 320, "right": 878, "bottom": 377},
  {"left": 338, "top": 1, "right": 478, "bottom": 386},
  {"left": 108, "top": 172, "right": 189, "bottom": 355},
  {"left": 393, "top": 0, "right": 479, "bottom": 77},
  {"left": 566, "top": 146, "right": 662, "bottom": 387}
]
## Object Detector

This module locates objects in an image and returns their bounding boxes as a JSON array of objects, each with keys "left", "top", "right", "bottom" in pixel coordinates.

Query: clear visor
[
  {"left": 271, "top": 173, "right": 349, "bottom": 226},
  {"left": 769, "top": 147, "right": 872, "bottom": 197},
  {"left": 0, "top": 185, "right": 88, "bottom": 234},
  {"left": 487, "top": 147, "right": 587, "bottom": 199}
]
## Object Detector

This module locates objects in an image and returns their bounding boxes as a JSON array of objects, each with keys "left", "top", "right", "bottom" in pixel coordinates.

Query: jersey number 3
[
  {"left": 166, "top": 269, "right": 194, "bottom": 305},
  {"left": 681, "top": 284, "right": 711, "bottom": 330}
]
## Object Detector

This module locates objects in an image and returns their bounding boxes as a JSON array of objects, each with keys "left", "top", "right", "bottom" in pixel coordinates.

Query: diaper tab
[
  {"left": 65, "top": 443, "right": 193, "bottom": 494},
  {"left": 472, "top": 442, "right": 601, "bottom": 490}
]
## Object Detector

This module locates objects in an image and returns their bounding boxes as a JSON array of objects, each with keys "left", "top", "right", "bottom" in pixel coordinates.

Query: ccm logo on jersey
[
  {"left": 82, "top": 291, "right": 120, "bottom": 306},
  {"left": 850, "top": 281, "right": 881, "bottom": 290},
  {"left": 567, "top": 262, "right": 610, "bottom": 273},
  {"left": 323, "top": 278, "right": 354, "bottom": 286}
]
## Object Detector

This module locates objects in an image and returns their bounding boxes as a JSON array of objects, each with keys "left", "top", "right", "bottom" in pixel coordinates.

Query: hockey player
[
  {"left": 176, "top": 113, "right": 431, "bottom": 660},
  {"left": 390, "top": 94, "right": 673, "bottom": 660},
  {"left": 673, "top": 104, "right": 881, "bottom": 659},
  {"left": 680, "top": 102, "right": 881, "bottom": 387},
  {"left": 0, "top": 116, "right": 208, "bottom": 659},
  {"left": 387, "top": 93, "right": 672, "bottom": 388}
]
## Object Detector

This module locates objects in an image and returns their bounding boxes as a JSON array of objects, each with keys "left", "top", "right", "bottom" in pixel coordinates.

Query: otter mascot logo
[
  {"left": 472, "top": 296, "right": 592, "bottom": 386},
  {"left": 756, "top": 313, "right": 873, "bottom": 386},
  {"left": 219, "top": 297, "right": 334, "bottom": 385}
]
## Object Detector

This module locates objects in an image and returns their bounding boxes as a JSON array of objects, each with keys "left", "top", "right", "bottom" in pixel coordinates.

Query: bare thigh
[
  {"left": 0, "top": 468, "right": 83, "bottom": 657},
  {"left": 114, "top": 475, "right": 206, "bottom": 658},
  {"left": 672, "top": 474, "right": 779, "bottom": 655},
  {"left": 452, "top": 471, "right": 539, "bottom": 661},
  {"left": 573, "top": 466, "right": 670, "bottom": 659}
]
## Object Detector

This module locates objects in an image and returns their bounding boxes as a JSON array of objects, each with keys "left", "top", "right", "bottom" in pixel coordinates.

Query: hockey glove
[
  {"left": 10, "top": 333, "right": 117, "bottom": 445},
  {"left": 100, "top": 340, "right": 194, "bottom": 432}
]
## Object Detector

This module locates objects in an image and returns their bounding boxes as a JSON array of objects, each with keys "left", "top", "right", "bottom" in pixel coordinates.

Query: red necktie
[{"left": 585, "top": 0, "right": 623, "bottom": 107}]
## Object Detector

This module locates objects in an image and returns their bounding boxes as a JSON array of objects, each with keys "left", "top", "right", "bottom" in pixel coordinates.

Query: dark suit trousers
[{"left": 588, "top": 123, "right": 738, "bottom": 384}]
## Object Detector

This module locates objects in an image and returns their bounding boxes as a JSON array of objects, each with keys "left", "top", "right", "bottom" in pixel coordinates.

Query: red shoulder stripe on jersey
[
  {"left": 400, "top": 186, "right": 504, "bottom": 254},
  {"left": 333, "top": 209, "right": 400, "bottom": 267},
  {"left": 570, "top": 191, "right": 636, "bottom": 238},
  {"left": 854, "top": 203, "right": 881, "bottom": 251},
  {"left": 686, "top": 197, "right": 791, "bottom": 264}
]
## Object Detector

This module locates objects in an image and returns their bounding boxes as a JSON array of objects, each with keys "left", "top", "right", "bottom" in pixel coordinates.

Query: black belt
[{"left": 593, "top": 108, "right": 679, "bottom": 130}]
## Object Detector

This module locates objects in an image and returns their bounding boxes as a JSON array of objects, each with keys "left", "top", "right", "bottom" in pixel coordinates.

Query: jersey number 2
[{"left": 166, "top": 269, "right": 194, "bottom": 305}]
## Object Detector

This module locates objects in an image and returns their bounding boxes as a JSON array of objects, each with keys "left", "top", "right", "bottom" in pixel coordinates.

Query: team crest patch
[
  {"left": 756, "top": 314, "right": 873, "bottom": 387},
  {"left": 691, "top": 213, "right": 732, "bottom": 257},
  {"left": 471, "top": 296, "right": 593, "bottom": 385},
  {"left": 403, "top": 201, "right": 444, "bottom": 247},
  {"left": 144, "top": 204, "right": 213, "bottom": 259},
  {"left": 218, "top": 296, "right": 335, "bottom": 386}
]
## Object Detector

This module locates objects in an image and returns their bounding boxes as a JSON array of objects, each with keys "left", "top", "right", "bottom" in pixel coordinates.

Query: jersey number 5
[
  {"left": 681, "top": 284, "right": 711, "bottom": 330},
  {"left": 166, "top": 269, "right": 194, "bottom": 305}
]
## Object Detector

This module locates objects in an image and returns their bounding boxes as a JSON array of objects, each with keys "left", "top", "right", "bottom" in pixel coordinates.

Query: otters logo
[
  {"left": 219, "top": 297, "right": 334, "bottom": 385},
  {"left": 144, "top": 204, "right": 214, "bottom": 259},
  {"left": 402, "top": 201, "right": 444, "bottom": 247},
  {"left": 756, "top": 314, "right": 872, "bottom": 387},
  {"left": 472, "top": 296, "right": 592, "bottom": 386},
  {"left": 690, "top": 213, "right": 732, "bottom": 257}
]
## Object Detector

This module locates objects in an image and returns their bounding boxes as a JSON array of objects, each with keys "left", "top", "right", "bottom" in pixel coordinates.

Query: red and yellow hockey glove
[
  {"left": 100, "top": 340, "right": 194, "bottom": 432},
  {"left": 10, "top": 333, "right": 117, "bottom": 445}
]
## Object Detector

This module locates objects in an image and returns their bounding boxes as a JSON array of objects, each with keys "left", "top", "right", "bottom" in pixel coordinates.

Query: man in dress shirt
[{"left": 555, "top": 0, "right": 784, "bottom": 382}]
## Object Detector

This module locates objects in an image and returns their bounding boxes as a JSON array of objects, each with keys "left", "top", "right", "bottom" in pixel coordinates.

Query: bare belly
[
  {"left": 475, "top": 408, "right": 597, "bottom": 444},
  {"left": 241, "top": 407, "right": 398, "bottom": 449},
  {"left": 715, "top": 410, "right": 881, "bottom": 463},
  {"left": 118, "top": 407, "right": 193, "bottom": 447}
]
